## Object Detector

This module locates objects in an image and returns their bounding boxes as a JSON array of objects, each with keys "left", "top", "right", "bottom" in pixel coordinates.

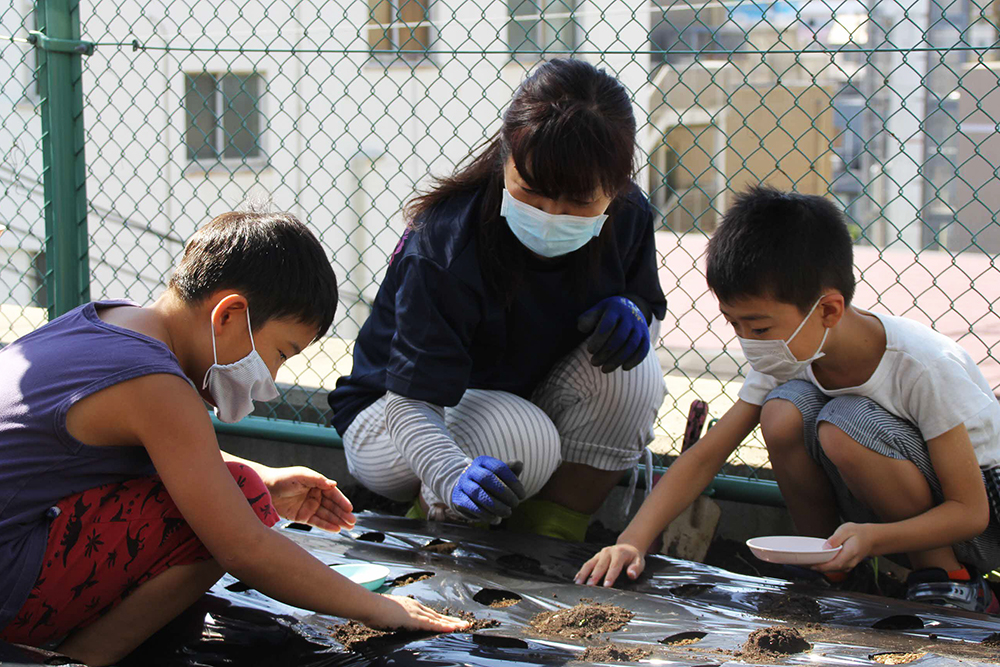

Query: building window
[
  {"left": 184, "top": 72, "right": 264, "bottom": 162},
  {"left": 649, "top": 3, "right": 743, "bottom": 66},
  {"left": 508, "top": 0, "right": 580, "bottom": 54},
  {"left": 367, "top": 0, "right": 431, "bottom": 58}
]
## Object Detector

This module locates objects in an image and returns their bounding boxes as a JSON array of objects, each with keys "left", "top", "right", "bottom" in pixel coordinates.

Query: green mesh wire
[{"left": 3, "top": 0, "right": 1000, "bottom": 481}]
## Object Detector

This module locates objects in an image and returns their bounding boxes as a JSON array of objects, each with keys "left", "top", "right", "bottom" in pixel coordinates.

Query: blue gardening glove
[
  {"left": 577, "top": 296, "right": 650, "bottom": 373},
  {"left": 450, "top": 456, "right": 526, "bottom": 523}
]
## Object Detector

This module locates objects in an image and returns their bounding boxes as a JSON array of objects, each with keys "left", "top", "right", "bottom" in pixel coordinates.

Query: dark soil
[
  {"left": 331, "top": 621, "right": 396, "bottom": 650},
  {"left": 473, "top": 588, "right": 522, "bottom": 608},
  {"left": 579, "top": 643, "right": 651, "bottom": 663},
  {"left": 984, "top": 632, "right": 1000, "bottom": 648},
  {"left": 437, "top": 607, "right": 500, "bottom": 631},
  {"left": 735, "top": 626, "right": 811, "bottom": 662},
  {"left": 529, "top": 602, "right": 634, "bottom": 640},
  {"left": 755, "top": 592, "right": 823, "bottom": 623},
  {"left": 389, "top": 571, "right": 434, "bottom": 587},
  {"left": 871, "top": 652, "right": 927, "bottom": 665},
  {"left": 420, "top": 539, "right": 459, "bottom": 554},
  {"left": 872, "top": 615, "right": 924, "bottom": 631},
  {"left": 332, "top": 608, "right": 496, "bottom": 650},
  {"left": 497, "top": 553, "right": 545, "bottom": 575},
  {"left": 670, "top": 583, "right": 713, "bottom": 598}
]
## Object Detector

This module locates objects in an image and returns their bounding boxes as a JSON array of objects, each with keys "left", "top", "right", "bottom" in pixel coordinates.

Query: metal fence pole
[{"left": 34, "top": 0, "right": 91, "bottom": 319}]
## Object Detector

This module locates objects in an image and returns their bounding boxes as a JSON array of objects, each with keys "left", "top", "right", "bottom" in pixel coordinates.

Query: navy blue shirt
[{"left": 328, "top": 184, "right": 666, "bottom": 435}]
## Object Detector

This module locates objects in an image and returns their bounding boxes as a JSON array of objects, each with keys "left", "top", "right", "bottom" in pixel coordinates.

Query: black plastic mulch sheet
[{"left": 9, "top": 512, "right": 1000, "bottom": 666}]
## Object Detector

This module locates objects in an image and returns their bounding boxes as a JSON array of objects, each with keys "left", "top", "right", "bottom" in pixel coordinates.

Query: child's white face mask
[
  {"left": 737, "top": 295, "right": 829, "bottom": 382},
  {"left": 202, "top": 306, "right": 279, "bottom": 423},
  {"left": 500, "top": 188, "right": 607, "bottom": 258}
]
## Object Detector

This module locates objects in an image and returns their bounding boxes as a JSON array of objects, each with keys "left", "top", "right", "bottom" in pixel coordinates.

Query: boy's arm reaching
[
  {"left": 576, "top": 400, "right": 762, "bottom": 587},
  {"left": 816, "top": 422, "right": 989, "bottom": 572},
  {"left": 125, "top": 373, "right": 467, "bottom": 632}
]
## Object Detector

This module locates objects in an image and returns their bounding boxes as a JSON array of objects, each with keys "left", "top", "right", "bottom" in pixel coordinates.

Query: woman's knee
[{"left": 224, "top": 462, "right": 278, "bottom": 527}]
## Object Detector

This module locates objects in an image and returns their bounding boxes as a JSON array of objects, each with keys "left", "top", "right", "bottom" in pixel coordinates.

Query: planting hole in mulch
[
  {"left": 661, "top": 631, "right": 707, "bottom": 646},
  {"left": 472, "top": 634, "right": 530, "bottom": 650},
  {"left": 529, "top": 602, "right": 634, "bottom": 640},
  {"left": 983, "top": 632, "right": 1000, "bottom": 647},
  {"left": 286, "top": 522, "right": 312, "bottom": 532},
  {"left": 871, "top": 652, "right": 927, "bottom": 664},
  {"left": 497, "top": 553, "right": 545, "bottom": 575},
  {"left": 755, "top": 592, "right": 823, "bottom": 623},
  {"left": 357, "top": 531, "right": 386, "bottom": 543},
  {"left": 225, "top": 581, "right": 252, "bottom": 593},
  {"left": 436, "top": 607, "right": 500, "bottom": 631},
  {"left": 736, "top": 626, "right": 811, "bottom": 662},
  {"left": 420, "top": 539, "right": 459, "bottom": 554},
  {"left": 389, "top": 571, "right": 435, "bottom": 587},
  {"left": 872, "top": 615, "right": 925, "bottom": 631},
  {"left": 670, "top": 584, "right": 714, "bottom": 598},
  {"left": 473, "top": 588, "right": 522, "bottom": 608},
  {"left": 579, "top": 643, "right": 651, "bottom": 663}
]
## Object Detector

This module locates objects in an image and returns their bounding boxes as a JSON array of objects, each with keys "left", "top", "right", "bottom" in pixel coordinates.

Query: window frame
[
  {"left": 507, "top": 0, "right": 582, "bottom": 58},
  {"left": 183, "top": 70, "right": 268, "bottom": 173}
]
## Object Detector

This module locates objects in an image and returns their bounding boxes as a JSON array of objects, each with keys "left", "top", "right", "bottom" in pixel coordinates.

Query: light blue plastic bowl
[{"left": 332, "top": 563, "right": 390, "bottom": 591}]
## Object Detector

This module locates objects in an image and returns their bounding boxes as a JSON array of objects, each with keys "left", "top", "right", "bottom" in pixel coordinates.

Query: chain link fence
[{"left": 3, "top": 0, "right": 1000, "bottom": 486}]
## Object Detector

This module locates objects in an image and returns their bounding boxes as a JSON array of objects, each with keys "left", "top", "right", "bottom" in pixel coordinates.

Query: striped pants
[{"left": 342, "top": 332, "right": 667, "bottom": 507}]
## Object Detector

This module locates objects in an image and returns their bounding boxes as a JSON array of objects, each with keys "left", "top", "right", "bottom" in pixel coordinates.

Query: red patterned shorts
[{"left": 0, "top": 462, "right": 277, "bottom": 645}]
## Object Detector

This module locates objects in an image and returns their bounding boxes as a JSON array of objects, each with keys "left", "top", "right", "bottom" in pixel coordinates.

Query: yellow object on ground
[{"left": 505, "top": 498, "right": 590, "bottom": 542}]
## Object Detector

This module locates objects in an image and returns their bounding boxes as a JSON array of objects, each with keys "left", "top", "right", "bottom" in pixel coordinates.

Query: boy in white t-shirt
[{"left": 576, "top": 185, "right": 1000, "bottom": 613}]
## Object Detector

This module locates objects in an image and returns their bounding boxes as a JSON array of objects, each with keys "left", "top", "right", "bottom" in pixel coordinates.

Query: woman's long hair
[{"left": 404, "top": 58, "right": 638, "bottom": 303}]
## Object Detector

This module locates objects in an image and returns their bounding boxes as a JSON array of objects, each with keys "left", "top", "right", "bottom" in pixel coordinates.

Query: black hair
[
  {"left": 168, "top": 192, "right": 338, "bottom": 340},
  {"left": 404, "top": 58, "right": 637, "bottom": 303},
  {"left": 706, "top": 185, "right": 856, "bottom": 312}
]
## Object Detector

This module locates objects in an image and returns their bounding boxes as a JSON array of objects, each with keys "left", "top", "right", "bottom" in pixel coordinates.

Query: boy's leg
[
  {"left": 759, "top": 380, "right": 840, "bottom": 538},
  {"left": 1, "top": 462, "right": 277, "bottom": 662},
  {"left": 55, "top": 559, "right": 223, "bottom": 667},
  {"left": 528, "top": 322, "right": 667, "bottom": 521}
]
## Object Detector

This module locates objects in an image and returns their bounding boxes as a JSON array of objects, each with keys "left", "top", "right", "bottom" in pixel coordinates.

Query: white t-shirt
[{"left": 738, "top": 311, "right": 1000, "bottom": 468}]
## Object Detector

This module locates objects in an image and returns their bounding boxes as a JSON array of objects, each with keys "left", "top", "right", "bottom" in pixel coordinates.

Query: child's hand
[
  {"left": 263, "top": 466, "right": 357, "bottom": 532},
  {"left": 369, "top": 594, "right": 471, "bottom": 633},
  {"left": 813, "top": 522, "right": 874, "bottom": 573},
  {"left": 574, "top": 544, "right": 645, "bottom": 587}
]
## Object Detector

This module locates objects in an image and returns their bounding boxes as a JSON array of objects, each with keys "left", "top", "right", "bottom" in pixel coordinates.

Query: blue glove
[
  {"left": 577, "top": 296, "right": 650, "bottom": 373},
  {"left": 451, "top": 456, "right": 526, "bottom": 522}
]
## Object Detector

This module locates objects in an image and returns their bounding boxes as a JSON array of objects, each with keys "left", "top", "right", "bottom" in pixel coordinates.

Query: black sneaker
[{"left": 906, "top": 567, "right": 1000, "bottom": 614}]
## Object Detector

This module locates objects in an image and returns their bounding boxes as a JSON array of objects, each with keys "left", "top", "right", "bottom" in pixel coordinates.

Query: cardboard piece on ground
[{"left": 659, "top": 400, "right": 721, "bottom": 562}]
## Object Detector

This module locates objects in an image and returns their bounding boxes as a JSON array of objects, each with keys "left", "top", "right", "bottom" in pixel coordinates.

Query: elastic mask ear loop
[
  {"left": 245, "top": 308, "right": 257, "bottom": 354},
  {"left": 786, "top": 295, "right": 826, "bottom": 345}
]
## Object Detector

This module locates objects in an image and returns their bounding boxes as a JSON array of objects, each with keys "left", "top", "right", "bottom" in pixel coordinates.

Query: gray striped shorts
[
  {"left": 343, "top": 330, "right": 667, "bottom": 507},
  {"left": 766, "top": 379, "right": 1000, "bottom": 572}
]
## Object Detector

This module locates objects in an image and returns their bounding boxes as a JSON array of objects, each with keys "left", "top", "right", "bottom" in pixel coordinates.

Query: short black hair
[
  {"left": 168, "top": 194, "right": 338, "bottom": 340},
  {"left": 706, "top": 185, "right": 855, "bottom": 312}
]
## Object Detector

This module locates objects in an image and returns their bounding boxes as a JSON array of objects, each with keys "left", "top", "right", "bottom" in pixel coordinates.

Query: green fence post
[{"left": 34, "top": 0, "right": 92, "bottom": 319}]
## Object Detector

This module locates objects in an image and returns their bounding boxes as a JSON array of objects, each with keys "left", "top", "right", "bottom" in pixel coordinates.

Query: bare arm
[
  {"left": 577, "top": 400, "right": 761, "bottom": 586},
  {"left": 126, "top": 374, "right": 465, "bottom": 631}
]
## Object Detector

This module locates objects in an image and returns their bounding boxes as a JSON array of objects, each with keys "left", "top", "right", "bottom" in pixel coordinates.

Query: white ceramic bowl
[
  {"left": 332, "top": 563, "right": 390, "bottom": 590},
  {"left": 745, "top": 536, "right": 842, "bottom": 565}
]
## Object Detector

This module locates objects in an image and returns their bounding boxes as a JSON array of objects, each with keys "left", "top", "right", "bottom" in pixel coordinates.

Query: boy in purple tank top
[{"left": 0, "top": 199, "right": 467, "bottom": 665}]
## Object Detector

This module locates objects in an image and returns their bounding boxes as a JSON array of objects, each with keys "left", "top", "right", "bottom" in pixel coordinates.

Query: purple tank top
[{"left": 0, "top": 301, "right": 188, "bottom": 629}]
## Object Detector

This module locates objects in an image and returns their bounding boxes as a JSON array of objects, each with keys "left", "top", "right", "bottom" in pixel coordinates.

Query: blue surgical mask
[{"left": 500, "top": 188, "right": 608, "bottom": 258}]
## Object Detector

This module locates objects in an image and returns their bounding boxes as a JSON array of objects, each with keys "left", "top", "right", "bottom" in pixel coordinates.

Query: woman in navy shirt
[{"left": 328, "top": 59, "right": 667, "bottom": 541}]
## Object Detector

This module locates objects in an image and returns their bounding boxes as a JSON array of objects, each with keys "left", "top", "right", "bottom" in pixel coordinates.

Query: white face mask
[
  {"left": 737, "top": 295, "right": 829, "bottom": 383},
  {"left": 500, "top": 188, "right": 608, "bottom": 258},
  {"left": 202, "top": 306, "right": 279, "bottom": 423}
]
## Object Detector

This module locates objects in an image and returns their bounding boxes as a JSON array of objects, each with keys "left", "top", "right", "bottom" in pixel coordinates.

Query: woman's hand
[
  {"left": 261, "top": 466, "right": 356, "bottom": 532},
  {"left": 574, "top": 543, "right": 645, "bottom": 587},
  {"left": 813, "top": 522, "right": 875, "bottom": 573},
  {"left": 367, "top": 594, "right": 471, "bottom": 633}
]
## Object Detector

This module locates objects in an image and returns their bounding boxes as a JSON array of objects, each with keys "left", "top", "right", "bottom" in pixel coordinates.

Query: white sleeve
[
  {"left": 384, "top": 391, "right": 472, "bottom": 510},
  {"left": 903, "top": 355, "right": 995, "bottom": 441},
  {"left": 738, "top": 370, "right": 781, "bottom": 405}
]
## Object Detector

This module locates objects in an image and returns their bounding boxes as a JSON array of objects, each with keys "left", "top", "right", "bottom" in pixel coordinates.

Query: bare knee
[
  {"left": 817, "top": 421, "right": 862, "bottom": 469},
  {"left": 760, "top": 399, "right": 806, "bottom": 456}
]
